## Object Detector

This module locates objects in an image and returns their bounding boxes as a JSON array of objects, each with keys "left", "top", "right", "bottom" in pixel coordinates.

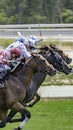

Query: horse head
[
  {"left": 46, "top": 49, "right": 72, "bottom": 74},
  {"left": 29, "top": 53, "right": 56, "bottom": 76},
  {"left": 49, "top": 44, "right": 72, "bottom": 64},
  {"left": 38, "top": 45, "right": 72, "bottom": 74}
]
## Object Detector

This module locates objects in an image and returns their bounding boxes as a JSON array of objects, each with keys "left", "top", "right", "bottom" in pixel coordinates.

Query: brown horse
[
  {"left": 6, "top": 45, "right": 72, "bottom": 126},
  {"left": 0, "top": 53, "right": 56, "bottom": 129}
]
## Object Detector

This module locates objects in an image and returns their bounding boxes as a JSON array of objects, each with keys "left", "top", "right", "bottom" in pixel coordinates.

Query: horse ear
[
  {"left": 50, "top": 44, "right": 63, "bottom": 53},
  {"left": 49, "top": 48, "right": 54, "bottom": 54},
  {"left": 31, "top": 53, "right": 35, "bottom": 57},
  {"left": 49, "top": 44, "right": 56, "bottom": 49},
  {"left": 39, "top": 45, "right": 49, "bottom": 51},
  {"left": 31, "top": 52, "right": 37, "bottom": 57}
]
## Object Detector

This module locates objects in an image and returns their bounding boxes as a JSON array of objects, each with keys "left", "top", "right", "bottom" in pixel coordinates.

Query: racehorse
[
  {"left": 6, "top": 46, "right": 72, "bottom": 126},
  {"left": 0, "top": 53, "right": 56, "bottom": 130},
  {"left": 49, "top": 44, "right": 72, "bottom": 64},
  {"left": 23, "top": 46, "right": 72, "bottom": 106},
  {"left": 24, "top": 44, "right": 72, "bottom": 107}
]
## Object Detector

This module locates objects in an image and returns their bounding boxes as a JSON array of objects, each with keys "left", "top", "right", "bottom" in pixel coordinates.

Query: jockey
[
  {"left": 5, "top": 33, "right": 43, "bottom": 59},
  {"left": 0, "top": 48, "right": 21, "bottom": 66},
  {"left": 0, "top": 48, "right": 21, "bottom": 84},
  {"left": 16, "top": 32, "right": 43, "bottom": 51},
  {"left": 0, "top": 49, "right": 11, "bottom": 70},
  {"left": 5, "top": 37, "right": 31, "bottom": 60},
  {"left": 10, "top": 47, "right": 22, "bottom": 61},
  {"left": 28, "top": 35, "right": 43, "bottom": 51}
]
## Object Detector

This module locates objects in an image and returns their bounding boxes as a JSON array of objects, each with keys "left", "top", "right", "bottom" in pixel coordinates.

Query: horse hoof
[
  {"left": 14, "top": 128, "right": 17, "bottom": 130},
  {"left": 0, "top": 122, "right": 6, "bottom": 128},
  {"left": 14, "top": 127, "right": 21, "bottom": 130}
]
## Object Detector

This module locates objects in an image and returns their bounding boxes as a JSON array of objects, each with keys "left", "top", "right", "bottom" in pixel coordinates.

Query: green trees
[{"left": 0, "top": 0, "right": 73, "bottom": 24}]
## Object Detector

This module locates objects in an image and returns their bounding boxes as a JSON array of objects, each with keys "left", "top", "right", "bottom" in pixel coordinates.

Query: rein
[{"left": 24, "top": 55, "right": 46, "bottom": 73}]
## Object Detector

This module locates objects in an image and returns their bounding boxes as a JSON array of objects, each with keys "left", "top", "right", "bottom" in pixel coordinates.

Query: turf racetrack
[{"left": 4, "top": 99, "right": 73, "bottom": 130}]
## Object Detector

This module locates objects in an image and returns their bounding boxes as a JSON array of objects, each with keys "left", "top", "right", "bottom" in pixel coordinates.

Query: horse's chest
[{"left": 16, "top": 87, "right": 26, "bottom": 100}]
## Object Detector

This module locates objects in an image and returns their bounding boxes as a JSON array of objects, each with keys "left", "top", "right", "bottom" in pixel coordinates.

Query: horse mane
[
  {"left": 49, "top": 44, "right": 63, "bottom": 53},
  {"left": 39, "top": 45, "right": 49, "bottom": 51}
]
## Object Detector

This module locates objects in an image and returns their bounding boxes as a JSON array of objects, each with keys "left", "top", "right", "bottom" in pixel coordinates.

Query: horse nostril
[
  {"left": 70, "top": 58, "right": 72, "bottom": 60},
  {"left": 69, "top": 58, "right": 72, "bottom": 62},
  {"left": 54, "top": 69, "right": 56, "bottom": 74},
  {"left": 66, "top": 57, "right": 72, "bottom": 64},
  {"left": 70, "top": 58, "right": 72, "bottom": 62},
  {"left": 70, "top": 68, "right": 72, "bottom": 72}
]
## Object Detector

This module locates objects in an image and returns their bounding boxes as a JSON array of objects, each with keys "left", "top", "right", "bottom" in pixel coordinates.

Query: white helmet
[
  {"left": 17, "top": 32, "right": 29, "bottom": 46},
  {"left": 28, "top": 35, "right": 39, "bottom": 47},
  {"left": 17, "top": 36, "right": 29, "bottom": 46}
]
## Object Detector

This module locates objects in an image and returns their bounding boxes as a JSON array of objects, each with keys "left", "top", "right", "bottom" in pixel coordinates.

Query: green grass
[
  {"left": 39, "top": 40, "right": 73, "bottom": 47},
  {"left": 42, "top": 72, "right": 73, "bottom": 86},
  {"left": 3, "top": 100, "right": 73, "bottom": 130},
  {"left": 0, "top": 39, "right": 15, "bottom": 48},
  {"left": 0, "top": 38, "right": 73, "bottom": 48}
]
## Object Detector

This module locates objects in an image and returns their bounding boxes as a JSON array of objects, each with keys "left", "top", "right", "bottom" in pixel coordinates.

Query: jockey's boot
[
  {"left": 0, "top": 68, "right": 10, "bottom": 84},
  {"left": 0, "top": 82, "right": 5, "bottom": 88}
]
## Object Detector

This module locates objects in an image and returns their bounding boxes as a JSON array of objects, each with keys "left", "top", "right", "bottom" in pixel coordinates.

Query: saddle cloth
[
  {"left": 0, "top": 64, "right": 9, "bottom": 87},
  {"left": 0, "top": 61, "right": 23, "bottom": 88}
]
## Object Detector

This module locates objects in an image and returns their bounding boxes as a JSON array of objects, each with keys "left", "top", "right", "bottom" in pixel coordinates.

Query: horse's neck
[
  {"left": 25, "top": 72, "right": 47, "bottom": 103},
  {"left": 17, "top": 61, "right": 36, "bottom": 87},
  {"left": 28, "top": 72, "right": 46, "bottom": 93}
]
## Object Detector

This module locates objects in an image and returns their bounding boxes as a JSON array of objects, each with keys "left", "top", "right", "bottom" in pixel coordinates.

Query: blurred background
[
  {"left": 0, "top": 0, "right": 73, "bottom": 24},
  {"left": 1, "top": 1, "right": 73, "bottom": 130},
  {"left": 0, "top": 0, "right": 73, "bottom": 86}
]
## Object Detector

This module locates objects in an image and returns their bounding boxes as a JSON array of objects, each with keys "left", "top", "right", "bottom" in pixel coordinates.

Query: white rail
[
  {"left": 0, "top": 24, "right": 73, "bottom": 29},
  {"left": 38, "top": 86, "right": 73, "bottom": 99},
  {"left": 0, "top": 24, "right": 73, "bottom": 41}
]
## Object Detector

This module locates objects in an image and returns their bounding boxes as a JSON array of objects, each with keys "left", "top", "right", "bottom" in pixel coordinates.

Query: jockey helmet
[
  {"left": 10, "top": 48, "right": 21, "bottom": 57},
  {"left": 29, "top": 35, "right": 38, "bottom": 40},
  {"left": 17, "top": 36, "right": 29, "bottom": 46},
  {"left": 28, "top": 35, "right": 39, "bottom": 47}
]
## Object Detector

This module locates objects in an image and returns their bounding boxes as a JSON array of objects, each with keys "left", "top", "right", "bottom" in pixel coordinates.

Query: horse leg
[
  {"left": 7, "top": 110, "right": 25, "bottom": 123},
  {"left": 7, "top": 93, "right": 39, "bottom": 124},
  {"left": 7, "top": 93, "right": 40, "bottom": 126},
  {"left": 6, "top": 93, "right": 40, "bottom": 125},
  {"left": 6, "top": 110, "right": 17, "bottom": 123},
  {"left": 11, "top": 101, "right": 31, "bottom": 130},
  {"left": 25, "top": 93, "right": 40, "bottom": 107},
  {"left": 0, "top": 109, "right": 8, "bottom": 128},
  {"left": 0, "top": 110, "right": 19, "bottom": 127}
]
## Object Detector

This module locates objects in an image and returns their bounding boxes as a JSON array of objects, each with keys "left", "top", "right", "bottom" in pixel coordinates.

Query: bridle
[{"left": 24, "top": 55, "right": 49, "bottom": 73}]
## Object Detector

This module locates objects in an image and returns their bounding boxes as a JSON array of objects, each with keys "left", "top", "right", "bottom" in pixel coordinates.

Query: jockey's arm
[
  {"left": 2, "top": 59, "right": 13, "bottom": 65},
  {"left": 18, "top": 45, "right": 31, "bottom": 59}
]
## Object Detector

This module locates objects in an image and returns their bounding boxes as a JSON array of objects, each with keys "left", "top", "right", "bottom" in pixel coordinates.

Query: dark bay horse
[
  {"left": 49, "top": 44, "right": 72, "bottom": 64},
  {"left": 6, "top": 46, "right": 72, "bottom": 126},
  {"left": 0, "top": 53, "right": 56, "bottom": 129},
  {"left": 23, "top": 46, "right": 72, "bottom": 106}
]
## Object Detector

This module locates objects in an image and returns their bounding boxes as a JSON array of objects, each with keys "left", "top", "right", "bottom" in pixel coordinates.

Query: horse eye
[
  {"left": 59, "top": 50, "right": 63, "bottom": 53},
  {"left": 42, "top": 59, "right": 46, "bottom": 62}
]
